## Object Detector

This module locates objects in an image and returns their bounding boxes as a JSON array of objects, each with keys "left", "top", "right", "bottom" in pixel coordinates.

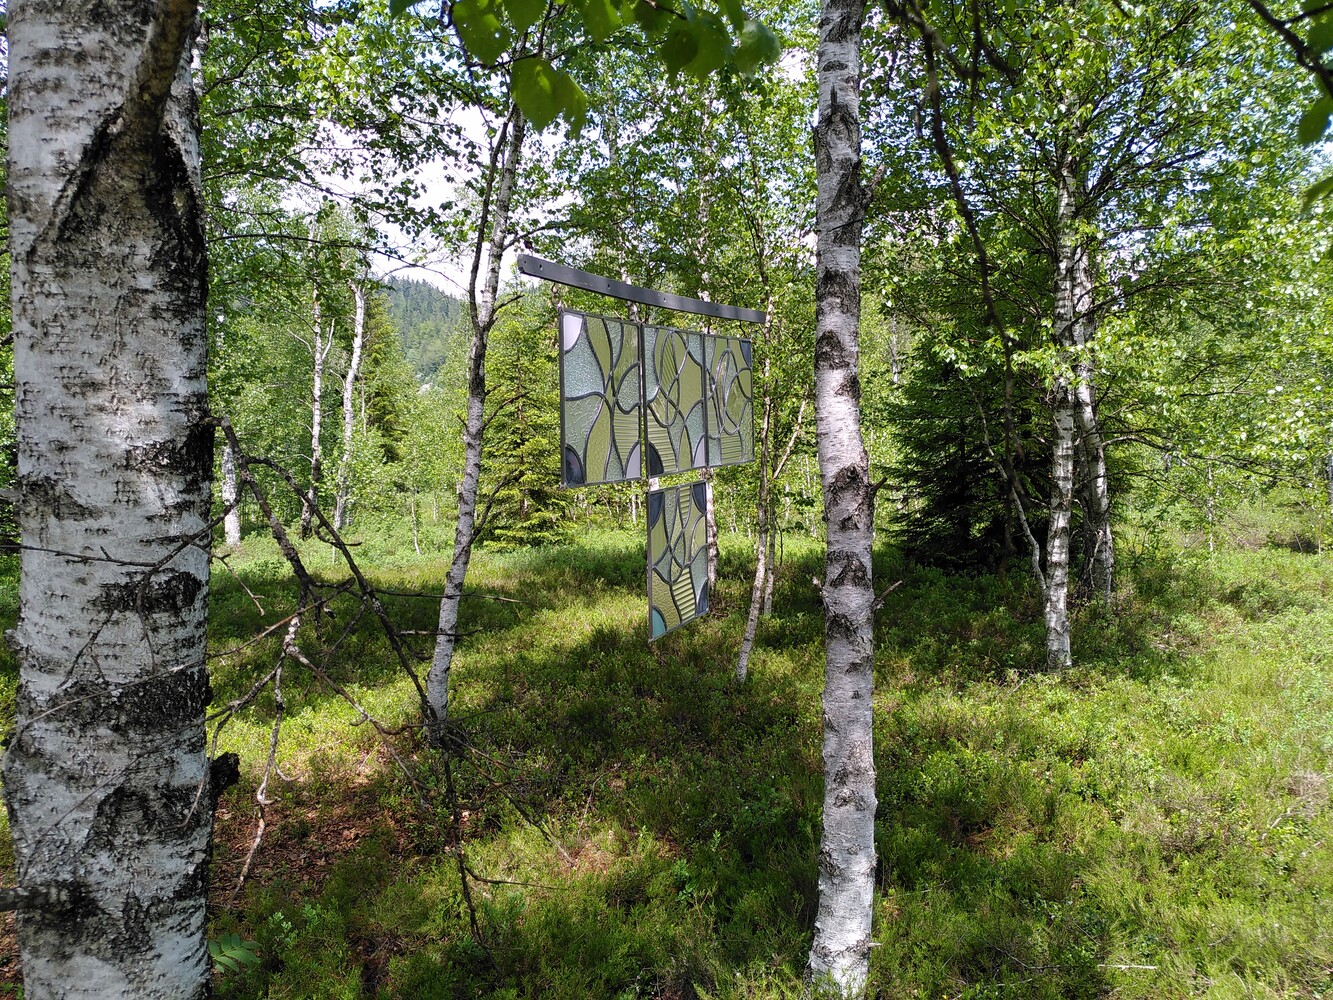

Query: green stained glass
[
  {"left": 647, "top": 480, "right": 709, "bottom": 640},
  {"left": 705, "top": 336, "right": 754, "bottom": 467},
  {"left": 560, "top": 310, "right": 642, "bottom": 486},
  {"left": 643, "top": 325, "right": 707, "bottom": 476}
]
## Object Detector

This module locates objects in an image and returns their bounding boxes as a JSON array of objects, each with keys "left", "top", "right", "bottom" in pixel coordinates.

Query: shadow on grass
[{"left": 204, "top": 529, "right": 1330, "bottom": 998}]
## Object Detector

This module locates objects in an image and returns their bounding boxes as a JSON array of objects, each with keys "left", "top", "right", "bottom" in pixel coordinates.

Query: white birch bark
[
  {"left": 736, "top": 385, "right": 774, "bottom": 682},
  {"left": 300, "top": 290, "right": 333, "bottom": 538},
  {"left": 704, "top": 471, "right": 719, "bottom": 591},
  {"left": 763, "top": 529, "right": 778, "bottom": 615},
  {"left": 1045, "top": 392, "right": 1076, "bottom": 671},
  {"left": 1046, "top": 161, "right": 1080, "bottom": 671},
  {"left": 1068, "top": 234, "right": 1113, "bottom": 604},
  {"left": 810, "top": 0, "right": 877, "bottom": 992},
  {"left": 222, "top": 442, "right": 242, "bottom": 546},
  {"left": 427, "top": 107, "right": 527, "bottom": 741},
  {"left": 4, "top": 1, "right": 213, "bottom": 995},
  {"left": 334, "top": 280, "right": 367, "bottom": 530}
]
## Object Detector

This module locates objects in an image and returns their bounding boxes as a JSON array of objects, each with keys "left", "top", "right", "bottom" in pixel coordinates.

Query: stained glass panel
[
  {"left": 559, "top": 310, "right": 642, "bottom": 486},
  {"left": 705, "top": 336, "right": 754, "bottom": 467},
  {"left": 643, "top": 324, "right": 707, "bottom": 476},
  {"left": 647, "top": 480, "right": 709, "bottom": 640}
]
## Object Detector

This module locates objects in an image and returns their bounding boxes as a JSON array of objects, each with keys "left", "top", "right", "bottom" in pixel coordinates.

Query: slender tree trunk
[
  {"left": 1069, "top": 240, "right": 1113, "bottom": 603},
  {"left": 427, "top": 107, "right": 527, "bottom": 741},
  {"left": 1046, "top": 159, "right": 1081, "bottom": 671},
  {"left": 334, "top": 281, "right": 367, "bottom": 530},
  {"left": 5, "top": 2, "right": 214, "bottom": 995},
  {"left": 737, "top": 385, "right": 776, "bottom": 682},
  {"left": 222, "top": 442, "right": 242, "bottom": 546},
  {"left": 410, "top": 492, "right": 421, "bottom": 555},
  {"left": 809, "top": 0, "right": 877, "bottom": 992},
  {"left": 763, "top": 524, "right": 778, "bottom": 614},
  {"left": 1045, "top": 388, "right": 1076, "bottom": 670},
  {"left": 301, "top": 290, "right": 333, "bottom": 538},
  {"left": 704, "top": 470, "right": 719, "bottom": 590}
]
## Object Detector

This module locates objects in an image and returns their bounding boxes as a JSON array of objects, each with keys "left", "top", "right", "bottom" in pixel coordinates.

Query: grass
[{"left": 0, "top": 516, "right": 1331, "bottom": 997}]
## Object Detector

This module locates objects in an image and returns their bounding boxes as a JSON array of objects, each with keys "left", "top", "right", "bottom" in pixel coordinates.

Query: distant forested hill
[{"left": 384, "top": 277, "right": 467, "bottom": 381}]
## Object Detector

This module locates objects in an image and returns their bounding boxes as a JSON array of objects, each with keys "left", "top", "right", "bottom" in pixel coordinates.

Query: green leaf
[
  {"left": 577, "top": 0, "right": 623, "bottom": 42},
  {"left": 209, "top": 934, "right": 261, "bottom": 976},
  {"left": 633, "top": 0, "right": 667, "bottom": 32},
  {"left": 684, "top": 12, "right": 732, "bottom": 77},
  {"left": 1298, "top": 97, "right": 1333, "bottom": 144},
  {"left": 504, "top": 0, "right": 545, "bottom": 32},
  {"left": 734, "top": 18, "right": 780, "bottom": 75},
  {"left": 453, "top": 0, "right": 513, "bottom": 64},
  {"left": 1309, "top": 15, "right": 1333, "bottom": 52},
  {"left": 1301, "top": 173, "right": 1333, "bottom": 211},
  {"left": 389, "top": 0, "right": 425, "bottom": 14},
  {"left": 512, "top": 57, "right": 587, "bottom": 130},
  {"left": 661, "top": 25, "right": 700, "bottom": 76},
  {"left": 718, "top": 0, "right": 744, "bottom": 30}
]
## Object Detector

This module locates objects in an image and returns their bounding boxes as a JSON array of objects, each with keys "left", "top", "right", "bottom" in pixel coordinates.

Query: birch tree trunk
[
  {"left": 1045, "top": 386, "right": 1076, "bottom": 671},
  {"left": 334, "top": 280, "right": 367, "bottom": 530},
  {"left": 4, "top": 1, "right": 214, "bottom": 995},
  {"left": 222, "top": 442, "right": 242, "bottom": 546},
  {"left": 427, "top": 107, "right": 527, "bottom": 741},
  {"left": 810, "top": 0, "right": 877, "bottom": 991},
  {"left": 1046, "top": 160, "right": 1081, "bottom": 671},
  {"left": 300, "top": 290, "right": 333, "bottom": 538},
  {"left": 1069, "top": 240, "right": 1113, "bottom": 604},
  {"left": 737, "top": 387, "right": 774, "bottom": 682},
  {"left": 704, "top": 471, "right": 719, "bottom": 591},
  {"left": 763, "top": 527, "right": 778, "bottom": 615}
]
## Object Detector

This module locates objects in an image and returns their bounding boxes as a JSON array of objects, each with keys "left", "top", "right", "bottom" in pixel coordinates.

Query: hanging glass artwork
[
  {"left": 643, "top": 324, "right": 707, "bottom": 476},
  {"left": 559, "top": 310, "right": 642, "bottom": 486},
  {"left": 647, "top": 480, "right": 709, "bottom": 639},
  {"left": 705, "top": 336, "right": 755, "bottom": 467},
  {"left": 531, "top": 254, "right": 767, "bottom": 641}
]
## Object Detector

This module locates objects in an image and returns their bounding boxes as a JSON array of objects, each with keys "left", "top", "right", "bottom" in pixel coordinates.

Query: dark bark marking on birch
[
  {"left": 837, "top": 372, "right": 861, "bottom": 402},
  {"left": 97, "top": 570, "right": 204, "bottom": 617},
  {"left": 828, "top": 551, "right": 870, "bottom": 589},
  {"left": 143, "top": 134, "right": 207, "bottom": 303},
  {"left": 127, "top": 420, "right": 214, "bottom": 493},
  {"left": 14, "top": 475, "right": 97, "bottom": 521},
  {"left": 89, "top": 787, "right": 205, "bottom": 848},
  {"left": 815, "top": 331, "right": 852, "bottom": 370},
  {"left": 11, "top": 666, "right": 208, "bottom": 737}
]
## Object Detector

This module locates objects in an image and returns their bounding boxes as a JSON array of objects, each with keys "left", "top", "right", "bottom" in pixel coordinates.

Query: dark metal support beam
[{"left": 517, "top": 254, "right": 767, "bottom": 325}]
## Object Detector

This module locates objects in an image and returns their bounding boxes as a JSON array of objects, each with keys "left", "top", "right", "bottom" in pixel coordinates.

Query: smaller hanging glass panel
[
  {"left": 643, "top": 324, "right": 707, "bottom": 476},
  {"left": 647, "top": 480, "right": 710, "bottom": 640},
  {"left": 705, "top": 335, "right": 755, "bottom": 467},
  {"left": 559, "top": 309, "right": 642, "bottom": 486}
]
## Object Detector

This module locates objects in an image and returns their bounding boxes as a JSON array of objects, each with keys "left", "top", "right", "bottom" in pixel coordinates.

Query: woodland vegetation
[{"left": 1, "top": 0, "right": 1332, "bottom": 996}]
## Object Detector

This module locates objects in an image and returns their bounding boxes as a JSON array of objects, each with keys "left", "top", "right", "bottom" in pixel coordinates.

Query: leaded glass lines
[
  {"left": 559, "top": 310, "right": 753, "bottom": 489},
  {"left": 705, "top": 336, "right": 755, "bottom": 467},
  {"left": 643, "top": 325, "right": 708, "bottom": 476},
  {"left": 559, "top": 311, "right": 641, "bottom": 487},
  {"left": 647, "top": 481, "right": 710, "bottom": 639}
]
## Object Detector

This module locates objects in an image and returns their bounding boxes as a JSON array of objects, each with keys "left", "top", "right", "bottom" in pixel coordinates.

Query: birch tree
[
  {"left": 876, "top": 0, "right": 1302, "bottom": 662},
  {"left": 334, "top": 279, "right": 369, "bottom": 529},
  {"left": 810, "top": 0, "right": 878, "bottom": 991},
  {"left": 4, "top": 0, "right": 215, "bottom": 995},
  {"left": 427, "top": 95, "right": 530, "bottom": 739}
]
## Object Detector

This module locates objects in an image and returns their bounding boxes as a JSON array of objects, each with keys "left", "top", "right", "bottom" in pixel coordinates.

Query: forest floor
[{"left": 0, "top": 515, "right": 1331, "bottom": 998}]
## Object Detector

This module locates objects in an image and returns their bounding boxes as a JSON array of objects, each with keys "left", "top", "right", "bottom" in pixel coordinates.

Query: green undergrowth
[
  {"left": 201, "top": 523, "right": 1333, "bottom": 999},
  {"left": 1, "top": 520, "right": 1330, "bottom": 997}
]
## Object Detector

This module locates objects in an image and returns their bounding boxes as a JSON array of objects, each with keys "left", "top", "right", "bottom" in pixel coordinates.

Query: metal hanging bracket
[{"left": 518, "top": 254, "right": 767, "bottom": 325}]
